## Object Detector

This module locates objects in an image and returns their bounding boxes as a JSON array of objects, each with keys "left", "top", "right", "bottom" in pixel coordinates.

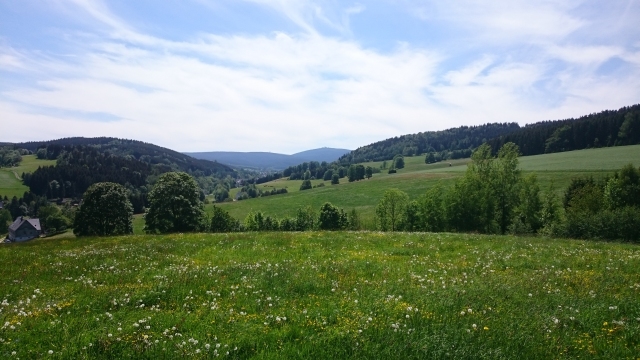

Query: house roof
[{"left": 8, "top": 217, "right": 41, "bottom": 232}]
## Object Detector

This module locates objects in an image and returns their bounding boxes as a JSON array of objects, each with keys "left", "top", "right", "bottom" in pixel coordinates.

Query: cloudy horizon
[{"left": 1, "top": 0, "right": 639, "bottom": 154}]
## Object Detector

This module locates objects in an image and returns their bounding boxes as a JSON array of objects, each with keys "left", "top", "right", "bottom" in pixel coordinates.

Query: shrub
[
  {"left": 318, "top": 202, "right": 347, "bottom": 230},
  {"left": 210, "top": 206, "right": 238, "bottom": 233},
  {"left": 300, "top": 180, "right": 312, "bottom": 191}
]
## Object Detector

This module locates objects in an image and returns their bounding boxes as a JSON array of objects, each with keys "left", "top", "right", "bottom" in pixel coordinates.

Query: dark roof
[{"left": 8, "top": 217, "right": 41, "bottom": 232}]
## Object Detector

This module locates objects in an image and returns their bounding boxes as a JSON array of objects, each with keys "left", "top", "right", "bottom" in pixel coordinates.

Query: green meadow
[
  {"left": 215, "top": 145, "right": 640, "bottom": 226},
  {"left": 1, "top": 232, "right": 639, "bottom": 359},
  {"left": 0, "top": 155, "right": 56, "bottom": 198}
]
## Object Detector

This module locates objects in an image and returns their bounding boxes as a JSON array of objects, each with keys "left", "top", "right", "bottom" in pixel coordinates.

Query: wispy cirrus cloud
[{"left": 0, "top": 0, "right": 639, "bottom": 152}]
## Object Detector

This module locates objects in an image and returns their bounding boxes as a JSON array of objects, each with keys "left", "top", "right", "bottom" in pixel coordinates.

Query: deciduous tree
[
  {"left": 144, "top": 172, "right": 206, "bottom": 234},
  {"left": 73, "top": 182, "right": 133, "bottom": 236}
]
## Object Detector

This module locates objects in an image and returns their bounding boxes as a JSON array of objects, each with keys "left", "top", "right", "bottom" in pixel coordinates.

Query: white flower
[
  {"left": 467, "top": 309, "right": 472, "bottom": 314},
  {"left": 472, "top": 324, "right": 477, "bottom": 329},
  {"left": 48, "top": 350, "right": 54, "bottom": 354}
]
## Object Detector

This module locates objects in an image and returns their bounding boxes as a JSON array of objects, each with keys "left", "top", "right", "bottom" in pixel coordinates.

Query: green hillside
[
  {"left": 1, "top": 232, "right": 638, "bottom": 358},
  {"left": 0, "top": 155, "right": 56, "bottom": 198},
  {"left": 216, "top": 145, "right": 640, "bottom": 225}
]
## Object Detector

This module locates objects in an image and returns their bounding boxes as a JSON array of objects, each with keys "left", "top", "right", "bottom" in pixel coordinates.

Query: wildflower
[
  {"left": 472, "top": 324, "right": 477, "bottom": 329},
  {"left": 483, "top": 326, "right": 489, "bottom": 330},
  {"left": 48, "top": 350, "right": 54, "bottom": 354},
  {"left": 467, "top": 308, "right": 472, "bottom": 314}
]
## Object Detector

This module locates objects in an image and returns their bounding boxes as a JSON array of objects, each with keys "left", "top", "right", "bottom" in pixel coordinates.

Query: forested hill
[
  {"left": 338, "top": 123, "right": 520, "bottom": 164},
  {"left": 9, "top": 137, "right": 236, "bottom": 213},
  {"left": 486, "top": 104, "right": 640, "bottom": 156},
  {"left": 15, "top": 137, "right": 235, "bottom": 177},
  {"left": 338, "top": 104, "right": 640, "bottom": 165}
]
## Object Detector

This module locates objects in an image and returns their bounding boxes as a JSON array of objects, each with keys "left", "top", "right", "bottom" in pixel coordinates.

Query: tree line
[
  {"left": 61, "top": 141, "right": 640, "bottom": 243},
  {"left": 372, "top": 144, "right": 640, "bottom": 242},
  {"left": 338, "top": 123, "right": 520, "bottom": 165},
  {"left": 486, "top": 104, "right": 640, "bottom": 156}
]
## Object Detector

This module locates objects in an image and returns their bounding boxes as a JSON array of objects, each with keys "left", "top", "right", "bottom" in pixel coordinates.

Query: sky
[{"left": 1, "top": 0, "right": 639, "bottom": 154}]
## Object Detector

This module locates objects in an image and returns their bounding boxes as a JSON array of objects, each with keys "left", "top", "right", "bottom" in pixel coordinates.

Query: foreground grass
[
  {"left": 0, "top": 155, "right": 57, "bottom": 198},
  {"left": 1, "top": 232, "right": 638, "bottom": 359}
]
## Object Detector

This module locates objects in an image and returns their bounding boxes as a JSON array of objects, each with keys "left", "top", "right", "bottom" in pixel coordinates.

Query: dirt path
[{"left": 12, "top": 171, "right": 21, "bottom": 180}]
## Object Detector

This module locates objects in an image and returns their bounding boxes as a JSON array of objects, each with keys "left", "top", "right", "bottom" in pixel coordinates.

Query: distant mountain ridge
[{"left": 185, "top": 147, "right": 351, "bottom": 170}]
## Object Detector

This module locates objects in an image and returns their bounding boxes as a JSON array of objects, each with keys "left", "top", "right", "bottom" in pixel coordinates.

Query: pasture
[
  {"left": 0, "top": 155, "right": 56, "bottom": 198},
  {"left": 215, "top": 145, "right": 640, "bottom": 226},
  {"left": 0, "top": 232, "right": 638, "bottom": 358}
]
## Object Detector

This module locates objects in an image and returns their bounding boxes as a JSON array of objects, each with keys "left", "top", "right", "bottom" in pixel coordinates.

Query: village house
[{"left": 7, "top": 216, "right": 42, "bottom": 242}]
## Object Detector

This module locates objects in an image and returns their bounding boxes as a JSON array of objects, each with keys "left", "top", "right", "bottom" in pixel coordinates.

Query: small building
[{"left": 7, "top": 216, "right": 42, "bottom": 242}]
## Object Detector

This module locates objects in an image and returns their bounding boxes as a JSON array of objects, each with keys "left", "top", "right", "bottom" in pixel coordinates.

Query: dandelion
[
  {"left": 484, "top": 326, "right": 489, "bottom": 330},
  {"left": 472, "top": 324, "right": 477, "bottom": 329},
  {"left": 48, "top": 350, "right": 54, "bottom": 354},
  {"left": 467, "top": 308, "right": 472, "bottom": 314},
  {"left": 108, "top": 333, "right": 112, "bottom": 337}
]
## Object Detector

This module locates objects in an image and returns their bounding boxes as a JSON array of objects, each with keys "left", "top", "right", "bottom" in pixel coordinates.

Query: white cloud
[{"left": 1, "top": 0, "right": 639, "bottom": 153}]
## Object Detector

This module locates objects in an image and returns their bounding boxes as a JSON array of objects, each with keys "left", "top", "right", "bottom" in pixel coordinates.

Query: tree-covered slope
[
  {"left": 486, "top": 104, "right": 640, "bottom": 156},
  {"left": 15, "top": 137, "right": 235, "bottom": 177},
  {"left": 338, "top": 123, "right": 520, "bottom": 164}
]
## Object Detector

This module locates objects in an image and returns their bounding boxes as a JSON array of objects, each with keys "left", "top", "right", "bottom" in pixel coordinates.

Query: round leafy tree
[
  {"left": 144, "top": 172, "right": 206, "bottom": 233},
  {"left": 73, "top": 182, "right": 133, "bottom": 236}
]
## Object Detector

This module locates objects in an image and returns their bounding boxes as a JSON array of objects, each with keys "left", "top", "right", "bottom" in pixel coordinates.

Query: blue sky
[{"left": 1, "top": 0, "right": 639, "bottom": 153}]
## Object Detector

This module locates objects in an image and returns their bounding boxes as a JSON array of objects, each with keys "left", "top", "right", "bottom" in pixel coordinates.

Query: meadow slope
[
  {"left": 0, "top": 155, "right": 56, "bottom": 198},
  {"left": 0, "top": 232, "right": 638, "bottom": 359},
  {"left": 216, "top": 145, "right": 640, "bottom": 226}
]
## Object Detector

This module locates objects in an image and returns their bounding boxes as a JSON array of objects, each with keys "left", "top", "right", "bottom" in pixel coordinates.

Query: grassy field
[
  {"left": 0, "top": 232, "right": 638, "bottom": 359},
  {"left": 215, "top": 145, "right": 640, "bottom": 226},
  {"left": 0, "top": 155, "right": 56, "bottom": 198}
]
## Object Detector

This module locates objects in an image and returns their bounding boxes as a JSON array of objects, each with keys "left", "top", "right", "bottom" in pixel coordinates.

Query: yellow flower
[{"left": 483, "top": 326, "right": 489, "bottom": 330}]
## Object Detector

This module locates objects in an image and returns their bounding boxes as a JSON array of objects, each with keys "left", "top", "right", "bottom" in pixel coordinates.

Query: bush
[
  {"left": 210, "top": 206, "right": 238, "bottom": 233},
  {"left": 388, "top": 169, "right": 397, "bottom": 174},
  {"left": 279, "top": 218, "right": 297, "bottom": 231},
  {"left": 300, "top": 180, "right": 312, "bottom": 191},
  {"left": 562, "top": 206, "right": 640, "bottom": 242},
  {"left": 295, "top": 206, "right": 316, "bottom": 231},
  {"left": 331, "top": 174, "right": 340, "bottom": 185},
  {"left": 318, "top": 202, "right": 347, "bottom": 230}
]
